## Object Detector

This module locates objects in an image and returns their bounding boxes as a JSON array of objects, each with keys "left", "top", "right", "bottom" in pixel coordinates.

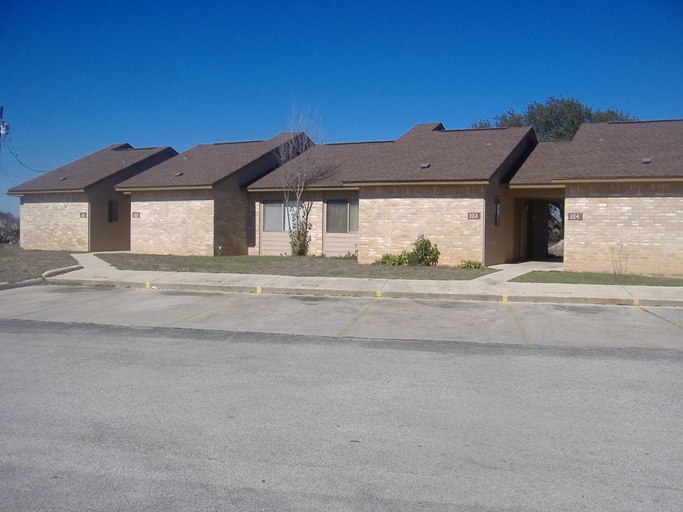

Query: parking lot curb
[{"left": 39, "top": 276, "right": 683, "bottom": 308}]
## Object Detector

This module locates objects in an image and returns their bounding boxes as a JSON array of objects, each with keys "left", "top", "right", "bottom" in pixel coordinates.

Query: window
[
  {"left": 108, "top": 200, "right": 119, "bottom": 222},
  {"left": 263, "top": 201, "right": 284, "bottom": 231},
  {"left": 494, "top": 197, "right": 501, "bottom": 227},
  {"left": 263, "top": 200, "right": 299, "bottom": 231},
  {"left": 326, "top": 199, "right": 358, "bottom": 233}
]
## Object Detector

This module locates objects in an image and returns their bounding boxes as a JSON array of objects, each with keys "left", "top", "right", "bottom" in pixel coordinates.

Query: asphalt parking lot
[
  {"left": 1, "top": 285, "right": 682, "bottom": 349},
  {"left": 2, "top": 285, "right": 683, "bottom": 510},
  {"left": 1, "top": 320, "right": 682, "bottom": 511}
]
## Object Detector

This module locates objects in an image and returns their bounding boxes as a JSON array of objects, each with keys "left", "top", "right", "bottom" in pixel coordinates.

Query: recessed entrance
[{"left": 515, "top": 199, "right": 564, "bottom": 262}]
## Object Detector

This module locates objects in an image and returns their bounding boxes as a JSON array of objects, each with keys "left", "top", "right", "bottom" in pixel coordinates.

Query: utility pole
[{"left": 0, "top": 106, "right": 10, "bottom": 158}]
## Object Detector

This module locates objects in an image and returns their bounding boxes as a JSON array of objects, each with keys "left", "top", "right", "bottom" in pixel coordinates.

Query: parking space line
[
  {"left": 162, "top": 294, "right": 256, "bottom": 327},
  {"left": 637, "top": 306, "right": 683, "bottom": 330},
  {"left": 337, "top": 297, "right": 381, "bottom": 337},
  {"left": 5, "top": 288, "right": 136, "bottom": 319},
  {"left": 504, "top": 302, "right": 533, "bottom": 345}
]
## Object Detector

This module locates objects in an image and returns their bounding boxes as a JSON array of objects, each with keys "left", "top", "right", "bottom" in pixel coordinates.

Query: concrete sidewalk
[{"left": 40, "top": 253, "right": 683, "bottom": 307}]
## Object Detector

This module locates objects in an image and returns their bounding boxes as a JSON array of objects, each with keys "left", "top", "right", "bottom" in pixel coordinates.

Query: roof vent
[
  {"left": 420, "top": 163, "right": 431, "bottom": 169},
  {"left": 174, "top": 172, "right": 184, "bottom": 177},
  {"left": 58, "top": 177, "right": 67, "bottom": 181},
  {"left": 641, "top": 157, "right": 653, "bottom": 164}
]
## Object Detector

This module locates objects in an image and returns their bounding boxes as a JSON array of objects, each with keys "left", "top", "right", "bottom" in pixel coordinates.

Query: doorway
[{"left": 515, "top": 199, "right": 564, "bottom": 261}]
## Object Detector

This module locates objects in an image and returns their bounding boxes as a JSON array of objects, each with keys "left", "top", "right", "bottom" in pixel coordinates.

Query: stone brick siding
[
  {"left": 357, "top": 185, "right": 485, "bottom": 265},
  {"left": 130, "top": 190, "right": 214, "bottom": 256},
  {"left": 564, "top": 182, "right": 683, "bottom": 276},
  {"left": 307, "top": 192, "right": 324, "bottom": 255},
  {"left": 19, "top": 193, "right": 90, "bottom": 251}
]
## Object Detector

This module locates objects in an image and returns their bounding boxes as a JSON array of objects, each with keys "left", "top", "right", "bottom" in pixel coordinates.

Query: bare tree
[{"left": 278, "top": 107, "right": 324, "bottom": 256}]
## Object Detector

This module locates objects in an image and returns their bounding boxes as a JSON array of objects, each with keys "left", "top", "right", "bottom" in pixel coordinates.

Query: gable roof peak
[
  {"left": 399, "top": 123, "right": 445, "bottom": 137},
  {"left": 110, "top": 143, "right": 133, "bottom": 151}
]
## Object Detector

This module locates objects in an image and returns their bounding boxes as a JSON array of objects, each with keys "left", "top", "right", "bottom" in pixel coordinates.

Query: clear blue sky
[{"left": 2, "top": 0, "right": 682, "bottom": 215}]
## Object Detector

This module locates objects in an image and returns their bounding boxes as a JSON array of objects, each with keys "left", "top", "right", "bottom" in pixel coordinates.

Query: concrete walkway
[{"left": 40, "top": 253, "right": 683, "bottom": 307}]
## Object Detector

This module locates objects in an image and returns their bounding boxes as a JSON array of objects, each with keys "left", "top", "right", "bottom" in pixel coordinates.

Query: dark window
[
  {"left": 108, "top": 201, "right": 119, "bottom": 222},
  {"left": 263, "top": 200, "right": 298, "bottom": 231},
  {"left": 263, "top": 201, "right": 283, "bottom": 231},
  {"left": 326, "top": 199, "right": 358, "bottom": 233},
  {"left": 494, "top": 197, "right": 501, "bottom": 227}
]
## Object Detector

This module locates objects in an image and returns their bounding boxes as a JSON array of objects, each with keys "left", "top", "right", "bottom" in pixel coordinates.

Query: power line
[
  {"left": 0, "top": 162, "right": 21, "bottom": 186},
  {"left": 4, "top": 141, "right": 47, "bottom": 173},
  {"left": 0, "top": 106, "right": 48, "bottom": 174}
]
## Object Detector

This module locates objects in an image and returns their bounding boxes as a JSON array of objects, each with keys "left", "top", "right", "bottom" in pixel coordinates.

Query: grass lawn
[
  {"left": 5, "top": 246, "right": 681, "bottom": 286},
  {"left": 97, "top": 253, "right": 495, "bottom": 280},
  {"left": 0, "top": 245, "right": 79, "bottom": 284},
  {"left": 511, "top": 270, "right": 683, "bottom": 287}
]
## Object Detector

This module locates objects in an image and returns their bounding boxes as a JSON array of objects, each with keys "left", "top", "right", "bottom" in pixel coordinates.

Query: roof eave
[
  {"left": 116, "top": 185, "right": 214, "bottom": 193},
  {"left": 341, "top": 180, "right": 490, "bottom": 187},
  {"left": 509, "top": 183, "right": 566, "bottom": 189},
  {"left": 7, "top": 188, "right": 86, "bottom": 196},
  {"left": 552, "top": 177, "right": 683, "bottom": 184},
  {"left": 247, "top": 186, "right": 359, "bottom": 193}
]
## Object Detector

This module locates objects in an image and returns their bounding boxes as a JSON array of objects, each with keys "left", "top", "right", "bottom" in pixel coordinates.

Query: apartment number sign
[
  {"left": 567, "top": 212, "right": 583, "bottom": 221},
  {"left": 467, "top": 212, "right": 481, "bottom": 220}
]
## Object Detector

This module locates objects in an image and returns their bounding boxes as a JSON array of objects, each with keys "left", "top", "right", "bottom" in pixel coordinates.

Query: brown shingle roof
[
  {"left": 247, "top": 141, "right": 394, "bottom": 189},
  {"left": 557, "top": 120, "right": 683, "bottom": 180},
  {"left": 512, "top": 119, "right": 683, "bottom": 184},
  {"left": 350, "top": 124, "right": 535, "bottom": 183},
  {"left": 249, "top": 123, "right": 535, "bottom": 190},
  {"left": 7, "top": 144, "right": 176, "bottom": 194},
  {"left": 116, "top": 132, "right": 304, "bottom": 189},
  {"left": 509, "top": 142, "right": 573, "bottom": 185}
]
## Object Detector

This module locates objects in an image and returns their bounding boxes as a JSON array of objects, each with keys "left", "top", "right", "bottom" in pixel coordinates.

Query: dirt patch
[{"left": 0, "top": 246, "right": 79, "bottom": 284}]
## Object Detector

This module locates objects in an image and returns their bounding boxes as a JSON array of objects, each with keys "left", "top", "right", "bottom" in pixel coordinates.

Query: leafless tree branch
[{"left": 278, "top": 106, "right": 325, "bottom": 255}]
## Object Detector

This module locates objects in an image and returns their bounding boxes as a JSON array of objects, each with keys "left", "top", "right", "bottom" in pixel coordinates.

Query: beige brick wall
[
  {"left": 130, "top": 190, "right": 214, "bottom": 256},
  {"left": 357, "top": 185, "right": 486, "bottom": 265},
  {"left": 307, "top": 192, "right": 324, "bottom": 255},
  {"left": 565, "top": 182, "right": 683, "bottom": 276},
  {"left": 19, "top": 193, "right": 90, "bottom": 251}
]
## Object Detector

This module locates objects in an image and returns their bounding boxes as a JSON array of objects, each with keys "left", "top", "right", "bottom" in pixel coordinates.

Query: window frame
[
  {"left": 494, "top": 197, "right": 501, "bottom": 227},
  {"left": 263, "top": 200, "right": 299, "bottom": 232},
  {"left": 108, "top": 200, "right": 119, "bottom": 223},
  {"left": 326, "top": 199, "right": 358, "bottom": 234},
  {"left": 263, "top": 201, "right": 285, "bottom": 232}
]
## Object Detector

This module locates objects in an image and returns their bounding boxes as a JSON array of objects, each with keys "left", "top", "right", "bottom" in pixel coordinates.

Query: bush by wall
[
  {"left": 0, "top": 212, "right": 19, "bottom": 245},
  {"left": 376, "top": 234, "right": 440, "bottom": 266}
]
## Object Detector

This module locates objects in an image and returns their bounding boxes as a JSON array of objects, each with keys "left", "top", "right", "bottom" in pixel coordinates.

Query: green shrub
[
  {"left": 377, "top": 251, "right": 410, "bottom": 266},
  {"left": 376, "top": 234, "right": 440, "bottom": 266},
  {"left": 457, "top": 260, "right": 485, "bottom": 269},
  {"left": 409, "top": 234, "right": 440, "bottom": 266},
  {"left": 0, "top": 220, "right": 20, "bottom": 245},
  {"left": 314, "top": 250, "right": 358, "bottom": 261}
]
